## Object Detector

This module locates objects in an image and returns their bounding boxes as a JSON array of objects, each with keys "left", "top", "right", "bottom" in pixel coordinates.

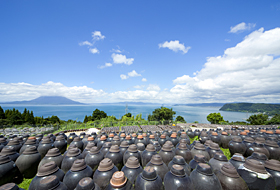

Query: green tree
[
  {"left": 149, "top": 107, "right": 176, "bottom": 121},
  {"left": 265, "top": 114, "right": 280, "bottom": 125},
  {"left": 83, "top": 115, "right": 89, "bottom": 123},
  {"left": 92, "top": 109, "right": 107, "bottom": 121},
  {"left": 0, "top": 106, "right": 5, "bottom": 119},
  {"left": 175, "top": 116, "right": 186, "bottom": 123},
  {"left": 247, "top": 114, "right": 268, "bottom": 125},
  {"left": 207, "top": 113, "right": 225, "bottom": 124}
]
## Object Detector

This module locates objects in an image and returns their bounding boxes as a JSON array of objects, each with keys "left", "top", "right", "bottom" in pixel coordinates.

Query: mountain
[
  {"left": 173, "top": 103, "right": 226, "bottom": 107},
  {"left": 0, "top": 96, "right": 85, "bottom": 105}
]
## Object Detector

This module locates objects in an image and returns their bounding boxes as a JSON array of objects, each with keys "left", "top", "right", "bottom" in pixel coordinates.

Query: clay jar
[
  {"left": 61, "top": 147, "right": 83, "bottom": 173},
  {"left": 164, "top": 164, "right": 194, "bottom": 190},
  {"left": 199, "top": 131, "right": 209, "bottom": 144},
  {"left": 119, "top": 133, "right": 126, "bottom": 142},
  {"left": 75, "top": 177, "right": 101, "bottom": 190},
  {"left": 246, "top": 140, "right": 270, "bottom": 158},
  {"left": 247, "top": 152, "right": 268, "bottom": 164},
  {"left": 70, "top": 137, "right": 84, "bottom": 151},
  {"left": 121, "top": 156, "right": 143, "bottom": 185},
  {"left": 265, "top": 159, "right": 280, "bottom": 190},
  {"left": 124, "top": 136, "right": 133, "bottom": 145},
  {"left": 169, "top": 133, "right": 179, "bottom": 147},
  {"left": 111, "top": 136, "right": 121, "bottom": 146},
  {"left": 83, "top": 136, "right": 94, "bottom": 150},
  {"left": 204, "top": 140, "right": 214, "bottom": 148},
  {"left": 141, "top": 144, "right": 157, "bottom": 167},
  {"left": 189, "top": 154, "right": 208, "bottom": 171},
  {"left": 210, "top": 132, "right": 221, "bottom": 146},
  {"left": 0, "top": 155, "right": 19, "bottom": 186},
  {"left": 153, "top": 141, "right": 161, "bottom": 152},
  {"left": 38, "top": 148, "right": 64, "bottom": 169},
  {"left": 19, "top": 137, "right": 38, "bottom": 154},
  {"left": 243, "top": 137, "right": 255, "bottom": 157},
  {"left": 206, "top": 143, "right": 224, "bottom": 158},
  {"left": 97, "top": 136, "right": 108, "bottom": 150},
  {"left": 0, "top": 147, "right": 19, "bottom": 162},
  {"left": 237, "top": 159, "right": 275, "bottom": 190},
  {"left": 0, "top": 183, "right": 25, "bottom": 190},
  {"left": 63, "top": 159, "right": 93, "bottom": 190},
  {"left": 85, "top": 147, "right": 104, "bottom": 172},
  {"left": 229, "top": 153, "right": 246, "bottom": 170},
  {"left": 15, "top": 146, "right": 41, "bottom": 178},
  {"left": 158, "top": 143, "right": 175, "bottom": 166},
  {"left": 107, "top": 133, "right": 115, "bottom": 142},
  {"left": 29, "top": 161, "right": 65, "bottom": 190},
  {"left": 187, "top": 129, "right": 195, "bottom": 138},
  {"left": 220, "top": 132, "right": 231, "bottom": 149},
  {"left": 123, "top": 144, "right": 141, "bottom": 165},
  {"left": 209, "top": 153, "right": 230, "bottom": 174},
  {"left": 0, "top": 138, "right": 8, "bottom": 146},
  {"left": 6, "top": 139, "right": 22, "bottom": 153},
  {"left": 67, "top": 133, "right": 78, "bottom": 145},
  {"left": 191, "top": 143, "right": 210, "bottom": 161},
  {"left": 190, "top": 163, "right": 222, "bottom": 190},
  {"left": 93, "top": 158, "right": 118, "bottom": 190},
  {"left": 228, "top": 136, "right": 246, "bottom": 156},
  {"left": 106, "top": 171, "right": 133, "bottom": 190},
  {"left": 264, "top": 140, "right": 280, "bottom": 160},
  {"left": 239, "top": 131, "right": 248, "bottom": 140},
  {"left": 119, "top": 141, "right": 129, "bottom": 156},
  {"left": 82, "top": 141, "right": 95, "bottom": 158},
  {"left": 175, "top": 143, "right": 192, "bottom": 164},
  {"left": 105, "top": 145, "right": 123, "bottom": 170},
  {"left": 146, "top": 154, "right": 169, "bottom": 180},
  {"left": 38, "top": 137, "right": 54, "bottom": 158},
  {"left": 137, "top": 143, "right": 145, "bottom": 156},
  {"left": 54, "top": 135, "right": 67, "bottom": 154},
  {"left": 168, "top": 155, "right": 191, "bottom": 176},
  {"left": 135, "top": 166, "right": 163, "bottom": 190},
  {"left": 216, "top": 163, "right": 249, "bottom": 190},
  {"left": 158, "top": 135, "right": 167, "bottom": 147},
  {"left": 100, "top": 142, "right": 112, "bottom": 156},
  {"left": 37, "top": 175, "right": 68, "bottom": 190},
  {"left": 135, "top": 135, "right": 147, "bottom": 147}
]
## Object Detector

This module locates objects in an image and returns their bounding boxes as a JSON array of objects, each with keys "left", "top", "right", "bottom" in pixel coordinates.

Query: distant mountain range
[
  {"left": 0, "top": 96, "right": 85, "bottom": 105},
  {"left": 173, "top": 103, "right": 226, "bottom": 107}
]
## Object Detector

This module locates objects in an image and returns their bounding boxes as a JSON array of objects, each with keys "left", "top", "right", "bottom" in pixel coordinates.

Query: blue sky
[{"left": 1, "top": 1, "right": 280, "bottom": 103}]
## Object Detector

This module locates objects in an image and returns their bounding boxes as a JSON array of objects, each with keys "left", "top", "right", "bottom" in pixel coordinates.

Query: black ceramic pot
[
  {"left": 168, "top": 155, "right": 191, "bottom": 176},
  {"left": 237, "top": 159, "right": 275, "bottom": 190},
  {"left": 83, "top": 137, "right": 95, "bottom": 150},
  {"left": 67, "top": 133, "right": 78, "bottom": 145},
  {"left": 158, "top": 135, "right": 167, "bottom": 147},
  {"left": 19, "top": 137, "right": 38, "bottom": 155},
  {"left": 264, "top": 159, "right": 280, "bottom": 190},
  {"left": 146, "top": 154, "right": 169, "bottom": 180},
  {"left": 85, "top": 147, "right": 104, "bottom": 172},
  {"left": 169, "top": 134, "right": 179, "bottom": 147},
  {"left": 220, "top": 132, "right": 231, "bottom": 149},
  {"left": 210, "top": 132, "right": 221, "bottom": 146},
  {"left": 0, "top": 146, "right": 19, "bottom": 162},
  {"left": 164, "top": 164, "right": 194, "bottom": 190},
  {"left": 92, "top": 158, "right": 118, "bottom": 190},
  {"left": 191, "top": 143, "right": 210, "bottom": 161},
  {"left": 209, "top": 153, "right": 230, "bottom": 174},
  {"left": 81, "top": 141, "right": 95, "bottom": 159},
  {"left": 15, "top": 146, "right": 41, "bottom": 179},
  {"left": 38, "top": 148, "right": 64, "bottom": 169},
  {"left": 105, "top": 145, "right": 123, "bottom": 170},
  {"left": 63, "top": 159, "right": 93, "bottom": 190},
  {"left": 121, "top": 156, "right": 143, "bottom": 185},
  {"left": 6, "top": 139, "right": 22, "bottom": 153},
  {"left": 119, "top": 141, "right": 129, "bottom": 156},
  {"left": 187, "top": 129, "right": 195, "bottom": 138},
  {"left": 0, "top": 155, "right": 20, "bottom": 186},
  {"left": 247, "top": 152, "right": 268, "bottom": 164},
  {"left": 190, "top": 163, "right": 222, "bottom": 190},
  {"left": 243, "top": 137, "right": 255, "bottom": 157},
  {"left": 54, "top": 135, "right": 67, "bottom": 154},
  {"left": 216, "top": 163, "right": 249, "bottom": 190},
  {"left": 105, "top": 171, "right": 133, "bottom": 190},
  {"left": 38, "top": 137, "right": 54, "bottom": 158},
  {"left": 135, "top": 135, "right": 147, "bottom": 147},
  {"left": 135, "top": 166, "right": 163, "bottom": 190},
  {"left": 136, "top": 143, "right": 145, "bottom": 156},
  {"left": 189, "top": 154, "right": 208, "bottom": 171},
  {"left": 228, "top": 136, "right": 246, "bottom": 156},
  {"left": 141, "top": 144, "right": 157, "bottom": 167},
  {"left": 123, "top": 144, "right": 141, "bottom": 165},
  {"left": 38, "top": 175, "right": 68, "bottom": 190},
  {"left": 206, "top": 143, "right": 224, "bottom": 158},
  {"left": 61, "top": 148, "right": 83, "bottom": 173},
  {"left": 111, "top": 136, "right": 121, "bottom": 147},
  {"left": 70, "top": 137, "right": 84, "bottom": 151},
  {"left": 246, "top": 140, "right": 270, "bottom": 158},
  {"left": 264, "top": 140, "right": 280, "bottom": 160},
  {"left": 152, "top": 141, "right": 161, "bottom": 152},
  {"left": 229, "top": 153, "right": 246, "bottom": 170},
  {"left": 175, "top": 143, "right": 192, "bottom": 163},
  {"left": 97, "top": 136, "right": 108, "bottom": 150},
  {"left": 75, "top": 177, "right": 101, "bottom": 190},
  {"left": 0, "top": 183, "right": 25, "bottom": 190},
  {"left": 158, "top": 143, "right": 175, "bottom": 166},
  {"left": 100, "top": 142, "right": 112, "bottom": 157}
]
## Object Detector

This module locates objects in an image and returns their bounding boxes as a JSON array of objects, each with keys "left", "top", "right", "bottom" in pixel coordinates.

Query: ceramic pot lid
[
  {"left": 55, "top": 135, "right": 65, "bottom": 141},
  {"left": 109, "top": 145, "right": 120, "bottom": 153},
  {"left": 73, "top": 137, "right": 81, "bottom": 142},
  {"left": 120, "top": 134, "right": 126, "bottom": 138},
  {"left": 204, "top": 140, "right": 213, "bottom": 147},
  {"left": 120, "top": 141, "right": 129, "bottom": 148},
  {"left": 210, "top": 143, "right": 220, "bottom": 150},
  {"left": 221, "top": 132, "right": 228, "bottom": 135},
  {"left": 24, "top": 138, "right": 37, "bottom": 145},
  {"left": 171, "top": 164, "right": 185, "bottom": 177},
  {"left": 146, "top": 144, "right": 155, "bottom": 152},
  {"left": 143, "top": 133, "right": 147, "bottom": 137},
  {"left": 85, "top": 142, "right": 95, "bottom": 150},
  {"left": 0, "top": 147, "right": 16, "bottom": 155},
  {"left": 0, "top": 138, "right": 6, "bottom": 143},
  {"left": 214, "top": 153, "right": 228, "bottom": 161},
  {"left": 113, "top": 136, "right": 120, "bottom": 141},
  {"left": 89, "top": 147, "right": 99, "bottom": 154},
  {"left": 212, "top": 132, "right": 218, "bottom": 136},
  {"left": 265, "top": 140, "right": 279, "bottom": 148},
  {"left": 137, "top": 135, "right": 143, "bottom": 139},
  {"left": 0, "top": 183, "right": 20, "bottom": 190},
  {"left": 98, "top": 158, "right": 114, "bottom": 171},
  {"left": 68, "top": 144, "right": 77, "bottom": 149},
  {"left": 172, "top": 155, "right": 186, "bottom": 165},
  {"left": 71, "top": 159, "right": 87, "bottom": 172},
  {"left": 7, "top": 140, "right": 20, "bottom": 145},
  {"left": 194, "top": 154, "right": 207, "bottom": 163},
  {"left": 265, "top": 159, "right": 280, "bottom": 172},
  {"left": 150, "top": 154, "right": 163, "bottom": 165},
  {"left": 255, "top": 137, "right": 265, "bottom": 144},
  {"left": 100, "top": 136, "right": 107, "bottom": 141},
  {"left": 46, "top": 148, "right": 61, "bottom": 157},
  {"left": 137, "top": 143, "right": 145, "bottom": 151},
  {"left": 194, "top": 143, "right": 205, "bottom": 150},
  {"left": 37, "top": 161, "right": 59, "bottom": 177},
  {"left": 128, "top": 144, "right": 138, "bottom": 152},
  {"left": 231, "top": 153, "right": 245, "bottom": 161},
  {"left": 23, "top": 146, "right": 38, "bottom": 155},
  {"left": 244, "top": 159, "right": 267, "bottom": 174},
  {"left": 103, "top": 142, "right": 112, "bottom": 148},
  {"left": 0, "top": 155, "right": 11, "bottom": 164},
  {"left": 125, "top": 156, "right": 140, "bottom": 168},
  {"left": 39, "top": 175, "right": 60, "bottom": 190},
  {"left": 240, "top": 131, "right": 247, "bottom": 135},
  {"left": 221, "top": 163, "right": 239, "bottom": 178},
  {"left": 232, "top": 137, "right": 242, "bottom": 143},
  {"left": 160, "top": 135, "right": 166, "bottom": 139},
  {"left": 88, "top": 137, "right": 94, "bottom": 141},
  {"left": 161, "top": 144, "right": 172, "bottom": 152},
  {"left": 76, "top": 177, "right": 95, "bottom": 190},
  {"left": 125, "top": 136, "right": 131, "bottom": 140},
  {"left": 142, "top": 166, "right": 157, "bottom": 181},
  {"left": 171, "top": 134, "right": 177, "bottom": 138},
  {"left": 196, "top": 163, "right": 213, "bottom": 175},
  {"left": 67, "top": 148, "right": 81, "bottom": 157},
  {"left": 178, "top": 143, "right": 188, "bottom": 150},
  {"left": 243, "top": 137, "right": 254, "bottom": 143},
  {"left": 249, "top": 152, "right": 268, "bottom": 161},
  {"left": 149, "top": 135, "right": 155, "bottom": 139},
  {"left": 110, "top": 171, "right": 127, "bottom": 188},
  {"left": 132, "top": 133, "right": 137, "bottom": 137},
  {"left": 179, "top": 139, "right": 187, "bottom": 144},
  {"left": 41, "top": 138, "right": 52, "bottom": 144}
]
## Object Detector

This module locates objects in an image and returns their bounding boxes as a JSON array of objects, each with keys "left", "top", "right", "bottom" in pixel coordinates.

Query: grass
[
  {"left": 220, "top": 147, "right": 231, "bottom": 160},
  {"left": 18, "top": 178, "right": 33, "bottom": 189}
]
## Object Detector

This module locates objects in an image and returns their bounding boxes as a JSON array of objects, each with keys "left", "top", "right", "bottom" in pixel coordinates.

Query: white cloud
[
  {"left": 159, "top": 40, "right": 191, "bottom": 54},
  {"left": 146, "top": 84, "right": 161, "bottom": 91},
  {"left": 133, "top": 85, "right": 144, "bottom": 89},
  {"left": 128, "top": 70, "right": 141, "bottom": 77},
  {"left": 111, "top": 53, "right": 134, "bottom": 65},
  {"left": 229, "top": 22, "right": 256, "bottom": 33},
  {"left": 120, "top": 74, "right": 128, "bottom": 80},
  {"left": 99, "top": 63, "right": 112, "bottom": 69},
  {"left": 142, "top": 78, "right": 147, "bottom": 82},
  {"left": 79, "top": 41, "right": 93, "bottom": 46},
  {"left": 89, "top": 48, "right": 99, "bottom": 54},
  {"left": 92, "top": 31, "right": 105, "bottom": 41}
]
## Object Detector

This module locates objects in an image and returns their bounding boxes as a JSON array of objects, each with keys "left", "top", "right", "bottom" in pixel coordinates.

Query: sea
[{"left": 0, "top": 104, "right": 255, "bottom": 124}]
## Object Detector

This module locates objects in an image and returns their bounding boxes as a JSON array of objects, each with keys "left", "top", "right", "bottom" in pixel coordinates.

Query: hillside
[
  {"left": 0, "top": 96, "right": 85, "bottom": 105},
  {"left": 219, "top": 103, "right": 280, "bottom": 116}
]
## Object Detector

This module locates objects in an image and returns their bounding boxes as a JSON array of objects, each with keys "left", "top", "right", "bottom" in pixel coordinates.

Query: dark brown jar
[
  {"left": 61, "top": 147, "right": 83, "bottom": 173},
  {"left": 264, "top": 159, "right": 280, "bottom": 190},
  {"left": 81, "top": 141, "right": 95, "bottom": 159},
  {"left": 85, "top": 146, "right": 104, "bottom": 172},
  {"left": 194, "top": 129, "right": 201, "bottom": 137},
  {"left": 228, "top": 136, "right": 246, "bottom": 156},
  {"left": 175, "top": 143, "right": 192, "bottom": 164},
  {"left": 83, "top": 136, "right": 95, "bottom": 150},
  {"left": 141, "top": 144, "right": 157, "bottom": 167},
  {"left": 209, "top": 153, "right": 230, "bottom": 174},
  {"left": 67, "top": 133, "right": 78, "bottom": 145},
  {"left": 0, "top": 155, "right": 20, "bottom": 186},
  {"left": 190, "top": 163, "right": 222, "bottom": 190},
  {"left": 164, "top": 164, "right": 194, "bottom": 190},
  {"left": 264, "top": 140, "right": 280, "bottom": 160},
  {"left": 63, "top": 159, "right": 93, "bottom": 190},
  {"left": 54, "top": 135, "right": 67, "bottom": 154},
  {"left": 206, "top": 143, "right": 224, "bottom": 158},
  {"left": 121, "top": 156, "right": 143, "bottom": 185},
  {"left": 38, "top": 148, "right": 64, "bottom": 169},
  {"left": 153, "top": 141, "right": 161, "bottom": 152},
  {"left": 75, "top": 177, "right": 101, "bottom": 190},
  {"left": 0, "top": 183, "right": 25, "bottom": 190},
  {"left": 146, "top": 154, "right": 169, "bottom": 180},
  {"left": 220, "top": 132, "right": 231, "bottom": 148},
  {"left": 135, "top": 135, "right": 147, "bottom": 147},
  {"left": 38, "top": 137, "right": 54, "bottom": 158},
  {"left": 191, "top": 143, "right": 210, "bottom": 161},
  {"left": 243, "top": 137, "right": 255, "bottom": 157},
  {"left": 204, "top": 140, "right": 214, "bottom": 148},
  {"left": 229, "top": 153, "right": 245, "bottom": 170},
  {"left": 93, "top": 158, "right": 118, "bottom": 190},
  {"left": 168, "top": 155, "right": 191, "bottom": 176},
  {"left": 210, "top": 132, "right": 221, "bottom": 146},
  {"left": 237, "top": 159, "right": 275, "bottom": 190},
  {"left": 135, "top": 166, "right": 163, "bottom": 190},
  {"left": 105, "top": 145, "right": 123, "bottom": 170},
  {"left": 216, "top": 163, "right": 249, "bottom": 190},
  {"left": 111, "top": 136, "right": 121, "bottom": 146},
  {"left": 119, "top": 141, "right": 129, "bottom": 156},
  {"left": 239, "top": 131, "right": 248, "bottom": 140},
  {"left": 136, "top": 143, "right": 145, "bottom": 156},
  {"left": 158, "top": 135, "right": 167, "bottom": 147},
  {"left": 19, "top": 137, "right": 38, "bottom": 155},
  {"left": 97, "top": 136, "right": 108, "bottom": 150},
  {"left": 246, "top": 140, "right": 270, "bottom": 158},
  {"left": 38, "top": 175, "right": 68, "bottom": 190},
  {"left": 105, "top": 171, "right": 133, "bottom": 190},
  {"left": 123, "top": 144, "right": 141, "bottom": 165},
  {"left": 70, "top": 137, "right": 84, "bottom": 151},
  {"left": 189, "top": 154, "right": 208, "bottom": 171},
  {"left": 247, "top": 152, "right": 268, "bottom": 164},
  {"left": 100, "top": 142, "right": 112, "bottom": 157},
  {"left": 158, "top": 143, "right": 175, "bottom": 166},
  {"left": 0, "top": 147, "right": 19, "bottom": 162},
  {"left": 15, "top": 146, "right": 41, "bottom": 179},
  {"left": 187, "top": 129, "right": 195, "bottom": 138},
  {"left": 6, "top": 139, "right": 22, "bottom": 153},
  {"left": 125, "top": 135, "right": 133, "bottom": 145},
  {"left": 169, "top": 133, "right": 179, "bottom": 147}
]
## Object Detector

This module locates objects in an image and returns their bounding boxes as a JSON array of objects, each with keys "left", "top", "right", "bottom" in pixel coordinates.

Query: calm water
[{"left": 0, "top": 104, "right": 254, "bottom": 123}]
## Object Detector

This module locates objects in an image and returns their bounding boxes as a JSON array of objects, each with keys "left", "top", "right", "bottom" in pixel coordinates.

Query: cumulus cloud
[
  {"left": 159, "top": 40, "right": 191, "bottom": 54},
  {"left": 99, "top": 63, "right": 112, "bottom": 69},
  {"left": 111, "top": 53, "right": 134, "bottom": 65},
  {"left": 142, "top": 78, "right": 147, "bottom": 82},
  {"left": 120, "top": 74, "right": 128, "bottom": 80},
  {"left": 229, "top": 22, "right": 256, "bottom": 33},
  {"left": 146, "top": 84, "right": 161, "bottom": 91},
  {"left": 128, "top": 70, "right": 141, "bottom": 77},
  {"left": 89, "top": 48, "right": 99, "bottom": 54},
  {"left": 79, "top": 41, "right": 93, "bottom": 46},
  {"left": 133, "top": 85, "right": 144, "bottom": 89},
  {"left": 92, "top": 31, "right": 105, "bottom": 41}
]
